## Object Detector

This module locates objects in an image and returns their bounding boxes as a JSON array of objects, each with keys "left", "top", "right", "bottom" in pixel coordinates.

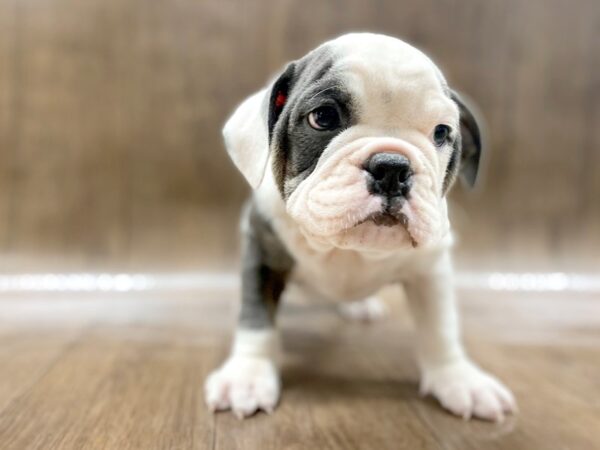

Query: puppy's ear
[
  {"left": 223, "top": 63, "right": 295, "bottom": 189},
  {"left": 451, "top": 90, "right": 483, "bottom": 188}
]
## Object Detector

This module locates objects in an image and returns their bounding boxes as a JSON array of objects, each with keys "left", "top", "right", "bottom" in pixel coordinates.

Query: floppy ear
[
  {"left": 451, "top": 90, "right": 483, "bottom": 188},
  {"left": 222, "top": 64, "right": 295, "bottom": 189}
]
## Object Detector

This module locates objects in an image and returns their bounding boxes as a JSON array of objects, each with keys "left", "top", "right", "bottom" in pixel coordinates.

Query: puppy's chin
[{"left": 326, "top": 219, "right": 419, "bottom": 252}]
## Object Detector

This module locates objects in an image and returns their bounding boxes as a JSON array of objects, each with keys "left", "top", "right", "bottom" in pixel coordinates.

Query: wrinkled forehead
[{"left": 320, "top": 34, "right": 458, "bottom": 128}]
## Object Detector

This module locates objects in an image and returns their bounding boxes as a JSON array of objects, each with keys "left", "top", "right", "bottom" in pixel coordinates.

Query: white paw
[
  {"left": 421, "top": 360, "right": 517, "bottom": 422},
  {"left": 205, "top": 355, "right": 280, "bottom": 419},
  {"left": 339, "top": 296, "right": 388, "bottom": 322}
]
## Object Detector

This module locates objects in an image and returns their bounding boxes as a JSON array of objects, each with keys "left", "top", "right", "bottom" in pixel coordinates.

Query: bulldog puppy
[{"left": 205, "top": 33, "right": 516, "bottom": 421}]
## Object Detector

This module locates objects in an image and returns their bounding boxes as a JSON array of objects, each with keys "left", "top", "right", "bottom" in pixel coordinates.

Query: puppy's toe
[
  {"left": 433, "top": 383, "right": 473, "bottom": 420},
  {"left": 205, "top": 370, "right": 232, "bottom": 412},
  {"left": 421, "top": 360, "right": 516, "bottom": 422},
  {"left": 472, "top": 387, "right": 505, "bottom": 422},
  {"left": 339, "top": 296, "right": 388, "bottom": 322},
  {"left": 204, "top": 356, "right": 280, "bottom": 418}
]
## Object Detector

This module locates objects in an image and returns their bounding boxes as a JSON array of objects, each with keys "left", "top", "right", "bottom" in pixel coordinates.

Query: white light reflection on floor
[
  {"left": 0, "top": 273, "right": 237, "bottom": 293},
  {"left": 0, "top": 272, "right": 598, "bottom": 293},
  {"left": 457, "top": 272, "right": 600, "bottom": 292}
]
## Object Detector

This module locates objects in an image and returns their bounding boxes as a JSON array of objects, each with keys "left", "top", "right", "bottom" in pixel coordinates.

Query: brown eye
[
  {"left": 308, "top": 106, "right": 340, "bottom": 130},
  {"left": 433, "top": 124, "right": 451, "bottom": 147}
]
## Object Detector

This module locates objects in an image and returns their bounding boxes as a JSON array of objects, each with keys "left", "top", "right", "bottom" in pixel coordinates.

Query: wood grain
[{"left": 0, "top": 289, "right": 599, "bottom": 449}]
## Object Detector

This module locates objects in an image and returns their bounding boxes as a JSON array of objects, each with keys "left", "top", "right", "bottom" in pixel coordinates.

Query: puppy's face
[{"left": 224, "top": 33, "right": 482, "bottom": 252}]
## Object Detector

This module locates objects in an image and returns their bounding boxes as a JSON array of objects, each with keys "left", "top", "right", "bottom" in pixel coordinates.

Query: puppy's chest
[
  {"left": 292, "top": 252, "right": 391, "bottom": 300},
  {"left": 291, "top": 251, "right": 402, "bottom": 301}
]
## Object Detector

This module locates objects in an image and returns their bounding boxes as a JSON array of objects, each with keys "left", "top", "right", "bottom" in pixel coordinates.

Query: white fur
[
  {"left": 211, "top": 33, "right": 516, "bottom": 421},
  {"left": 420, "top": 359, "right": 517, "bottom": 421},
  {"left": 339, "top": 296, "right": 388, "bottom": 322},
  {"left": 403, "top": 253, "right": 516, "bottom": 421},
  {"left": 204, "top": 329, "right": 280, "bottom": 418},
  {"left": 222, "top": 89, "right": 270, "bottom": 189}
]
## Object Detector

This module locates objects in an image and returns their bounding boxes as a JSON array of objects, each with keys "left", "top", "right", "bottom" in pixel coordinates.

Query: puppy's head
[{"left": 224, "top": 33, "right": 482, "bottom": 252}]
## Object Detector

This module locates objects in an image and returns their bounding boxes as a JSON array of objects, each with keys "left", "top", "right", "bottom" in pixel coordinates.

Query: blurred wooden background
[
  {"left": 0, "top": 3, "right": 599, "bottom": 448},
  {"left": 0, "top": 0, "right": 598, "bottom": 272}
]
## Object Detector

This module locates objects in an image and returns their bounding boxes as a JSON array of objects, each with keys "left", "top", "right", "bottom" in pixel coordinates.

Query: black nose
[{"left": 365, "top": 153, "right": 413, "bottom": 198}]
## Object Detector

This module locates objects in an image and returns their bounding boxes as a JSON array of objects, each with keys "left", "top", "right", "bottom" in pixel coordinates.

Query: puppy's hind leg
[{"left": 205, "top": 205, "right": 293, "bottom": 419}]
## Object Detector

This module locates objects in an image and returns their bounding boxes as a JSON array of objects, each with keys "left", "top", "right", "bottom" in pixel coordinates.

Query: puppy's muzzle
[{"left": 365, "top": 153, "right": 413, "bottom": 200}]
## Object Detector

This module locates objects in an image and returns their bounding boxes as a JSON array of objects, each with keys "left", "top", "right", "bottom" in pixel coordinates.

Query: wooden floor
[{"left": 0, "top": 285, "right": 598, "bottom": 450}]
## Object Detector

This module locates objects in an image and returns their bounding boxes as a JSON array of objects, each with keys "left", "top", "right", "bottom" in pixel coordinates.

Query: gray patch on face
[{"left": 267, "top": 46, "right": 356, "bottom": 198}]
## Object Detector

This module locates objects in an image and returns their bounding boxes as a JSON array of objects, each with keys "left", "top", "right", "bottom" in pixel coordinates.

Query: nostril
[
  {"left": 396, "top": 165, "right": 413, "bottom": 184},
  {"left": 372, "top": 165, "right": 387, "bottom": 181},
  {"left": 401, "top": 181, "right": 412, "bottom": 196}
]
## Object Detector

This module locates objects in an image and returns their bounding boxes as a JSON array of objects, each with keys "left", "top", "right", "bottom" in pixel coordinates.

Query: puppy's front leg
[
  {"left": 404, "top": 252, "right": 516, "bottom": 421},
  {"left": 205, "top": 206, "right": 292, "bottom": 418}
]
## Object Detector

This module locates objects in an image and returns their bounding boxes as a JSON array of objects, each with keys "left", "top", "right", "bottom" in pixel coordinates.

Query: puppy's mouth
[
  {"left": 358, "top": 206, "right": 418, "bottom": 248},
  {"left": 367, "top": 211, "right": 407, "bottom": 227}
]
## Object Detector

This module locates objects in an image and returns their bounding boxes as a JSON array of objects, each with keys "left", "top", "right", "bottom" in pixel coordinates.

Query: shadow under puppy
[{"left": 205, "top": 33, "right": 516, "bottom": 421}]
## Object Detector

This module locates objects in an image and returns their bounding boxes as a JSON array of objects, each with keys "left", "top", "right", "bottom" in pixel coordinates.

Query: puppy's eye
[
  {"left": 308, "top": 106, "right": 340, "bottom": 131},
  {"left": 433, "top": 124, "right": 451, "bottom": 147}
]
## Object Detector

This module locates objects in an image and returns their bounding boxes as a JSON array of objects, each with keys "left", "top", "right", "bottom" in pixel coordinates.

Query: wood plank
[
  {"left": 0, "top": 288, "right": 599, "bottom": 449},
  {"left": 0, "top": 328, "right": 83, "bottom": 415},
  {"left": 0, "top": 295, "right": 98, "bottom": 414},
  {"left": 411, "top": 290, "right": 600, "bottom": 449},
  {"left": 0, "top": 294, "right": 224, "bottom": 450},
  {"left": 413, "top": 341, "right": 600, "bottom": 450}
]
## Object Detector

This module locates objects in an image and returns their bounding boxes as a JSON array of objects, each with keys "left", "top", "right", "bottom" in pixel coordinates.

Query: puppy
[{"left": 205, "top": 33, "right": 516, "bottom": 421}]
